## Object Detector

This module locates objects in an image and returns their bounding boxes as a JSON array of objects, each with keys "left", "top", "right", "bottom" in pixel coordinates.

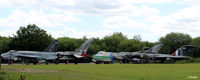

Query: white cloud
[
  {"left": 73, "top": 1, "right": 160, "bottom": 16},
  {"left": 0, "top": 0, "right": 160, "bottom": 17},
  {"left": 126, "top": 0, "right": 174, "bottom": 4},
  {"left": 48, "top": 28, "right": 139, "bottom": 40},
  {"left": 0, "top": 9, "right": 80, "bottom": 37},
  {"left": 0, "top": 29, "right": 16, "bottom": 37},
  {"left": 183, "top": 0, "right": 200, "bottom": 5},
  {"left": 103, "top": 16, "right": 147, "bottom": 29},
  {"left": 145, "top": 5, "right": 200, "bottom": 39},
  {"left": 48, "top": 28, "right": 115, "bottom": 39},
  {"left": 0, "top": 0, "right": 76, "bottom": 7},
  {"left": 0, "top": 9, "right": 79, "bottom": 28},
  {"left": 1, "top": 0, "right": 199, "bottom": 42}
]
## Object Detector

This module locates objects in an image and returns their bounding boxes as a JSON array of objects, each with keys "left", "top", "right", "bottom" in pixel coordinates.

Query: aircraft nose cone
[
  {"left": 1, "top": 54, "right": 4, "bottom": 58},
  {"left": 1, "top": 53, "right": 6, "bottom": 59}
]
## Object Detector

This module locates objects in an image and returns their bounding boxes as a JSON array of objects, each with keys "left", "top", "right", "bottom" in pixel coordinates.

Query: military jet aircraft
[
  {"left": 55, "top": 38, "right": 93, "bottom": 64},
  {"left": 91, "top": 44, "right": 163, "bottom": 64},
  {"left": 125, "top": 45, "right": 195, "bottom": 63},
  {"left": 105, "top": 44, "right": 163, "bottom": 63},
  {"left": 1, "top": 38, "right": 93, "bottom": 64},
  {"left": 92, "top": 51, "right": 114, "bottom": 64},
  {"left": 1, "top": 40, "right": 58, "bottom": 64}
]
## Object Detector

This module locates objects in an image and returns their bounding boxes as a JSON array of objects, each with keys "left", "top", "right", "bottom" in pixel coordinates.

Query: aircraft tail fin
[
  {"left": 44, "top": 40, "right": 58, "bottom": 52},
  {"left": 145, "top": 43, "right": 163, "bottom": 53},
  {"left": 172, "top": 48, "right": 182, "bottom": 56},
  {"left": 172, "top": 45, "right": 195, "bottom": 56},
  {"left": 74, "top": 38, "right": 93, "bottom": 58}
]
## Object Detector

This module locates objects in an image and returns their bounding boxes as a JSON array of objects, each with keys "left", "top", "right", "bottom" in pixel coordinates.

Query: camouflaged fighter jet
[
  {"left": 1, "top": 38, "right": 93, "bottom": 64},
  {"left": 105, "top": 44, "right": 163, "bottom": 64},
  {"left": 91, "top": 44, "right": 163, "bottom": 64},
  {"left": 124, "top": 44, "right": 195, "bottom": 63},
  {"left": 55, "top": 38, "right": 93, "bottom": 64}
]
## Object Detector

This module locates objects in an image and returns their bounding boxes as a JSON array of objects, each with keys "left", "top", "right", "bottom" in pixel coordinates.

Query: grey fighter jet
[
  {"left": 1, "top": 38, "right": 93, "bottom": 64},
  {"left": 1, "top": 40, "right": 58, "bottom": 64},
  {"left": 55, "top": 38, "right": 93, "bottom": 64}
]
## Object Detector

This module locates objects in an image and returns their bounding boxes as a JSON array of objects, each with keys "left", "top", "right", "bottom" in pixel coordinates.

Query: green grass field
[{"left": 0, "top": 64, "right": 200, "bottom": 80}]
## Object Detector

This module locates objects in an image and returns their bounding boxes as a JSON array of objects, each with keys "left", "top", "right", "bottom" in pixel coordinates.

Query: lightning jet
[
  {"left": 1, "top": 40, "right": 58, "bottom": 64},
  {"left": 1, "top": 38, "right": 93, "bottom": 64}
]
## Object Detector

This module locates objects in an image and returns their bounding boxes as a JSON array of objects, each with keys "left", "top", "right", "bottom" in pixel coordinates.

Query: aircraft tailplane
[
  {"left": 44, "top": 40, "right": 58, "bottom": 52},
  {"left": 147, "top": 43, "right": 163, "bottom": 54}
]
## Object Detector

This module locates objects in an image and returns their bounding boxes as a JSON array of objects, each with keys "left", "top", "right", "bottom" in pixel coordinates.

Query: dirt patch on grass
[{"left": 2, "top": 67, "right": 58, "bottom": 73}]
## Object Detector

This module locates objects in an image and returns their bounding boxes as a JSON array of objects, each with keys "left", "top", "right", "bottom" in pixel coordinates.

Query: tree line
[{"left": 0, "top": 24, "right": 200, "bottom": 57}]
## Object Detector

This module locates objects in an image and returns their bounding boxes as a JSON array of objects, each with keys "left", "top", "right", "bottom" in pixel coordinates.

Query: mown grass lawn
[{"left": 0, "top": 64, "right": 200, "bottom": 80}]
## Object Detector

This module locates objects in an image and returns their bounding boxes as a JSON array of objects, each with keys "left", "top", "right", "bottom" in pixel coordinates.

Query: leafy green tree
[
  {"left": 190, "top": 37, "right": 200, "bottom": 57},
  {"left": 87, "top": 38, "right": 102, "bottom": 55},
  {"left": 159, "top": 32, "right": 192, "bottom": 54},
  {"left": 141, "top": 41, "right": 155, "bottom": 48},
  {"left": 102, "top": 32, "right": 127, "bottom": 52},
  {"left": 190, "top": 46, "right": 200, "bottom": 57},
  {"left": 0, "top": 36, "right": 12, "bottom": 69},
  {"left": 191, "top": 37, "right": 200, "bottom": 45},
  {"left": 133, "top": 34, "right": 142, "bottom": 41},
  {"left": 0, "top": 36, "right": 12, "bottom": 53},
  {"left": 10, "top": 24, "right": 54, "bottom": 51},
  {"left": 57, "top": 37, "right": 83, "bottom": 51},
  {"left": 117, "top": 40, "right": 141, "bottom": 52}
]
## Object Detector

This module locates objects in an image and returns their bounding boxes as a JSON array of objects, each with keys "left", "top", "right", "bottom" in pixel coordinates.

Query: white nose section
[
  {"left": 74, "top": 54, "right": 83, "bottom": 58},
  {"left": 74, "top": 53, "right": 83, "bottom": 58},
  {"left": 1, "top": 54, "right": 4, "bottom": 58}
]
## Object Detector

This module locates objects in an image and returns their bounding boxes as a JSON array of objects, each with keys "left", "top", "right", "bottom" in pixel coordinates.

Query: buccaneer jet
[{"left": 126, "top": 44, "right": 195, "bottom": 63}]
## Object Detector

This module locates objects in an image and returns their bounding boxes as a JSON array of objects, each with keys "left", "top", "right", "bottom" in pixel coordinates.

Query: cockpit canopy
[{"left": 8, "top": 50, "right": 16, "bottom": 53}]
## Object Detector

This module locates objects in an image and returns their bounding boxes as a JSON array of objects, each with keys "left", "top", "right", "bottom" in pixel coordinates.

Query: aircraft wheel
[
  {"left": 170, "top": 59, "right": 175, "bottom": 64},
  {"left": 75, "top": 61, "right": 78, "bottom": 64},
  {"left": 95, "top": 62, "right": 99, "bottom": 64},
  {"left": 45, "top": 62, "right": 49, "bottom": 65},
  {"left": 160, "top": 60, "right": 164, "bottom": 63},
  {"left": 33, "top": 62, "right": 37, "bottom": 65}
]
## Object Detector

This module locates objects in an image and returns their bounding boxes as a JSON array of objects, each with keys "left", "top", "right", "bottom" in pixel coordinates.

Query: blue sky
[{"left": 0, "top": 0, "right": 200, "bottom": 42}]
